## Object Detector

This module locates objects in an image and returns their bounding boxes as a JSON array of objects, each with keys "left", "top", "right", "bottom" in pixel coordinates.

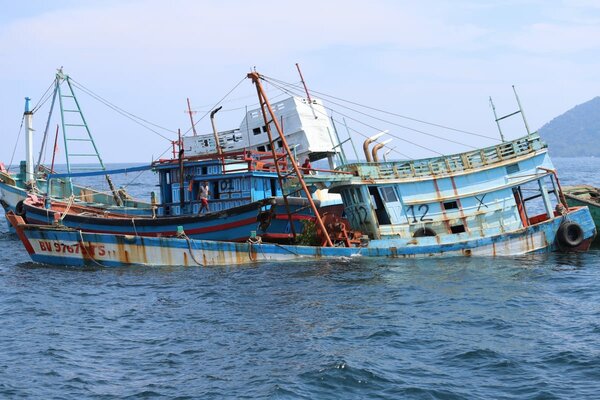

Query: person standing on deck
[{"left": 198, "top": 181, "right": 210, "bottom": 214}]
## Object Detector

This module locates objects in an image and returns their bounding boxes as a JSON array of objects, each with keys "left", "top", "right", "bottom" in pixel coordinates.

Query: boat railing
[
  {"left": 342, "top": 133, "right": 545, "bottom": 179},
  {"left": 154, "top": 149, "right": 291, "bottom": 175}
]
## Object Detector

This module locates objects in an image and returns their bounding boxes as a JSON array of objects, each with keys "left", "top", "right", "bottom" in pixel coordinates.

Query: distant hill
[{"left": 538, "top": 97, "right": 600, "bottom": 157}]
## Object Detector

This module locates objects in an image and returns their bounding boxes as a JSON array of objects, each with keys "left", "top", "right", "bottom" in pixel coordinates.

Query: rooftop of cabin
[{"left": 337, "top": 132, "right": 546, "bottom": 180}]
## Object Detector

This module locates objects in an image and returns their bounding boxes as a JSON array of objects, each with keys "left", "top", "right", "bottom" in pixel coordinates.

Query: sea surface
[{"left": 1, "top": 158, "right": 599, "bottom": 399}]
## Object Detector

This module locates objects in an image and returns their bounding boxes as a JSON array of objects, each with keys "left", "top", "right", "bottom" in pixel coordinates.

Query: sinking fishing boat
[{"left": 7, "top": 71, "right": 596, "bottom": 268}]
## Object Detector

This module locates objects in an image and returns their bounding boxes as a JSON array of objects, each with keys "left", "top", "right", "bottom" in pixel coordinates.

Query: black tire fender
[
  {"left": 556, "top": 221, "right": 584, "bottom": 249},
  {"left": 15, "top": 200, "right": 26, "bottom": 217},
  {"left": 413, "top": 227, "right": 437, "bottom": 238}
]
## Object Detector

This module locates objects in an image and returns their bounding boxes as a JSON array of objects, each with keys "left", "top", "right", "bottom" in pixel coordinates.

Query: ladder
[
  {"left": 55, "top": 69, "right": 122, "bottom": 205},
  {"left": 248, "top": 72, "right": 333, "bottom": 247}
]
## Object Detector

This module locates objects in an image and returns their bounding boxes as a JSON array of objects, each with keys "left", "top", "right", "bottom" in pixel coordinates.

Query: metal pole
[
  {"left": 187, "top": 98, "right": 198, "bottom": 136},
  {"left": 489, "top": 96, "right": 505, "bottom": 142},
  {"left": 512, "top": 85, "right": 531, "bottom": 136},
  {"left": 36, "top": 84, "right": 58, "bottom": 172},
  {"left": 24, "top": 97, "right": 35, "bottom": 187},
  {"left": 178, "top": 129, "right": 185, "bottom": 214},
  {"left": 248, "top": 71, "right": 333, "bottom": 247},
  {"left": 210, "top": 106, "right": 224, "bottom": 172},
  {"left": 295, "top": 63, "right": 318, "bottom": 120},
  {"left": 343, "top": 118, "right": 360, "bottom": 162},
  {"left": 330, "top": 116, "right": 347, "bottom": 165}
]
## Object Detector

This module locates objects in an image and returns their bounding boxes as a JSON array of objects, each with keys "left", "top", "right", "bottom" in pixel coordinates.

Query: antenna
[{"left": 186, "top": 98, "right": 198, "bottom": 136}]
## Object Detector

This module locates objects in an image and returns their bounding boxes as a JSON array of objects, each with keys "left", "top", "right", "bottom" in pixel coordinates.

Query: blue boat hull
[
  {"left": 8, "top": 207, "right": 596, "bottom": 268},
  {"left": 22, "top": 197, "right": 314, "bottom": 242}
]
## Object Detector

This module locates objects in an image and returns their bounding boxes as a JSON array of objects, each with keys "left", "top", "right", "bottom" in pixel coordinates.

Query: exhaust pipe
[
  {"left": 372, "top": 139, "right": 392, "bottom": 162},
  {"left": 362, "top": 131, "right": 387, "bottom": 162}
]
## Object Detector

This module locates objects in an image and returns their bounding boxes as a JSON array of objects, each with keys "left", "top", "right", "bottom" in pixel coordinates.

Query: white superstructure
[{"left": 183, "top": 96, "right": 341, "bottom": 165}]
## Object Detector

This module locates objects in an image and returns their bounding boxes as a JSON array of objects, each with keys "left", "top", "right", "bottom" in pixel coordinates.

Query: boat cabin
[
  {"left": 331, "top": 133, "right": 567, "bottom": 245},
  {"left": 152, "top": 150, "right": 288, "bottom": 216}
]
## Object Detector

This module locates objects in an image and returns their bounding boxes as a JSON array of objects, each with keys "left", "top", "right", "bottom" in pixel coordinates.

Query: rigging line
[
  {"left": 263, "top": 75, "right": 499, "bottom": 141},
  {"left": 69, "top": 79, "right": 177, "bottom": 134},
  {"left": 265, "top": 78, "right": 417, "bottom": 158},
  {"left": 265, "top": 79, "right": 442, "bottom": 156},
  {"left": 8, "top": 116, "right": 25, "bottom": 170},
  {"left": 264, "top": 76, "right": 482, "bottom": 148},
  {"left": 121, "top": 145, "right": 172, "bottom": 190},
  {"left": 265, "top": 79, "right": 413, "bottom": 159},
  {"left": 188, "top": 92, "right": 289, "bottom": 114},
  {"left": 69, "top": 81, "right": 174, "bottom": 141},
  {"left": 31, "top": 80, "right": 56, "bottom": 113},
  {"left": 183, "top": 76, "right": 247, "bottom": 136}
]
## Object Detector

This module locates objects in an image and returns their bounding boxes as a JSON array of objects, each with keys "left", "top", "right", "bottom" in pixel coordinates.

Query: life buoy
[
  {"left": 413, "top": 227, "right": 436, "bottom": 237},
  {"left": 556, "top": 221, "right": 584, "bottom": 249},
  {"left": 15, "top": 200, "right": 26, "bottom": 217}
]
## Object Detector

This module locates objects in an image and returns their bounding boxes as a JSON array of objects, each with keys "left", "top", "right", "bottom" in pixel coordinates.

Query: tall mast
[
  {"left": 489, "top": 96, "right": 505, "bottom": 142},
  {"left": 186, "top": 98, "right": 198, "bottom": 136},
  {"left": 512, "top": 85, "right": 531, "bottom": 136},
  {"left": 248, "top": 71, "right": 333, "bottom": 247},
  {"left": 295, "top": 63, "right": 318, "bottom": 120},
  {"left": 24, "top": 97, "right": 35, "bottom": 187}
]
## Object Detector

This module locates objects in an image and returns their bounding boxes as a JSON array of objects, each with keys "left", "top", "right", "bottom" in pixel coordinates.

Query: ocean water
[{"left": 1, "top": 158, "right": 599, "bottom": 399}]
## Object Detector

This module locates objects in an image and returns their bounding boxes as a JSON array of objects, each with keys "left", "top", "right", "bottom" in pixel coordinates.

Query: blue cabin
[{"left": 152, "top": 150, "right": 287, "bottom": 216}]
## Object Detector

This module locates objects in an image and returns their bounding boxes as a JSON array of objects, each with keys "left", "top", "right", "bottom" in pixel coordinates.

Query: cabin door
[
  {"left": 378, "top": 186, "right": 403, "bottom": 224},
  {"left": 368, "top": 186, "right": 391, "bottom": 225}
]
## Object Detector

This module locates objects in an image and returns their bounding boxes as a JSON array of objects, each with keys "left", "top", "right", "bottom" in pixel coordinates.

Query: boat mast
[
  {"left": 35, "top": 82, "right": 58, "bottom": 174},
  {"left": 512, "top": 85, "right": 531, "bottom": 136},
  {"left": 489, "top": 96, "right": 506, "bottom": 142},
  {"left": 295, "top": 63, "right": 317, "bottom": 119},
  {"left": 248, "top": 71, "right": 333, "bottom": 247},
  {"left": 24, "top": 97, "right": 35, "bottom": 188},
  {"left": 186, "top": 98, "right": 198, "bottom": 136}
]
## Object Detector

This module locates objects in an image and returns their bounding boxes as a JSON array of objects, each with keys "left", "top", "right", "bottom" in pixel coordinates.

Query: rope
[
  {"left": 31, "top": 80, "right": 56, "bottom": 113},
  {"left": 78, "top": 229, "right": 108, "bottom": 268},
  {"left": 263, "top": 75, "right": 499, "bottom": 141},
  {"left": 60, "top": 195, "right": 75, "bottom": 221},
  {"left": 264, "top": 79, "right": 433, "bottom": 157},
  {"left": 69, "top": 79, "right": 176, "bottom": 141},
  {"left": 182, "top": 233, "right": 205, "bottom": 266},
  {"left": 131, "top": 218, "right": 138, "bottom": 236},
  {"left": 183, "top": 77, "right": 248, "bottom": 136},
  {"left": 8, "top": 116, "right": 25, "bottom": 170}
]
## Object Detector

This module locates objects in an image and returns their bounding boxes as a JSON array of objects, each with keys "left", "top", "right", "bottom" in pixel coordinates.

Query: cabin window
[
  {"left": 450, "top": 224, "right": 466, "bottom": 234},
  {"left": 277, "top": 140, "right": 283, "bottom": 148},
  {"left": 201, "top": 166, "right": 207, "bottom": 175},
  {"left": 257, "top": 145, "right": 266, "bottom": 152},
  {"left": 266, "top": 144, "right": 272, "bottom": 151},
  {"left": 165, "top": 172, "right": 170, "bottom": 185},
  {"left": 262, "top": 125, "right": 268, "bottom": 132},
  {"left": 270, "top": 179, "right": 277, "bottom": 196},
  {"left": 443, "top": 200, "right": 458, "bottom": 210},
  {"left": 253, "top": 127, "right": 261, "bottom": 135},
  {"left": 506, "top": 164, "right": 520, "bottom": 174},
  {"left": 381, "top": 186, "right": 398, "bottom": 203},
  {"left": 203, "top": 139, "right": 209, "bottom": 147}
]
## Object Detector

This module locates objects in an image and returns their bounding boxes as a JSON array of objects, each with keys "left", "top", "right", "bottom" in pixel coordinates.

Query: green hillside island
[{"left": 538, "top": 96, "right": 600, "bottom": 157}]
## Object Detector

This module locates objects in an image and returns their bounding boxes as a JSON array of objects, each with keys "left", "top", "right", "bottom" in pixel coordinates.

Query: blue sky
[{"left": 1, "top": 0, "right": 599, "bottom": 164}]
